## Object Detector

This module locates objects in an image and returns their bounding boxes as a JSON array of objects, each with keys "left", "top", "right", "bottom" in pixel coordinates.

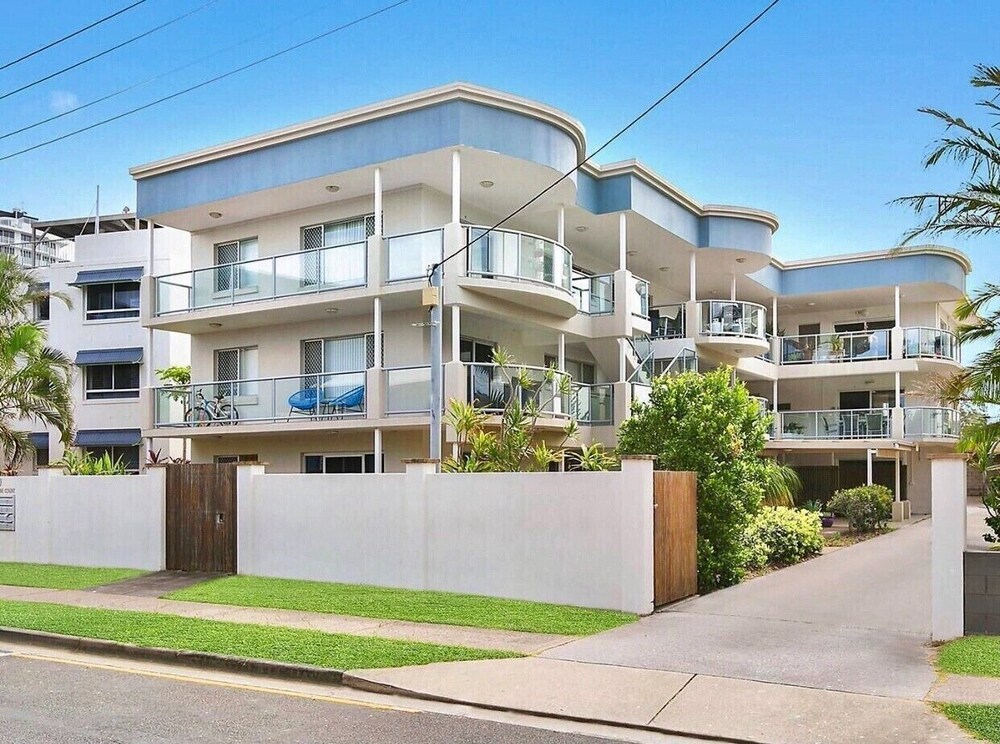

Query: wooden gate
[
  {"left": 653, "top": 470, "right": 698, "bottom": 606},
  {"left": 165, "top": 464, "right": 237, "bottom": 573}
]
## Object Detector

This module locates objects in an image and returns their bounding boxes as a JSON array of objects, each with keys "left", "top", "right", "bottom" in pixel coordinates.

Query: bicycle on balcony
[{"left": 184, "top": 388, "right": 240, "bottom": 426}]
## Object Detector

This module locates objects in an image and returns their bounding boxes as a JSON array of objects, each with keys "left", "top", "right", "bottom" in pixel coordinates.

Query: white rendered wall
[
  {"left": 238, "top": 460, "right": 655, "bottom": 613},
  {"left": 931, "top": 455, "right": 967, "bottom": 640},
  {"left": 0, "top": 468, "right": 165, "bottom": 569}
]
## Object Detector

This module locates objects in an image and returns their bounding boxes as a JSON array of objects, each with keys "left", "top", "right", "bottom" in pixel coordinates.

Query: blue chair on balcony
[
  {"left": 321, "top": 385, "right": 365, "bottom": 416},
  {"left": 287, "top": 388, "right": 320, "bottom": 419}
]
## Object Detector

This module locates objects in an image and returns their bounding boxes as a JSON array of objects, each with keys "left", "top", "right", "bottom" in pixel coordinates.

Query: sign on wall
[{"left": 0, "top": 479, "right": 14, "bottom": 531}]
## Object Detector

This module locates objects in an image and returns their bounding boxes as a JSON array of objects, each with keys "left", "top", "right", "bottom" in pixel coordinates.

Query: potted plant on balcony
[
  {"left": 828, "top": 334, "right": 844, "bottom": 361},
  {"left": 784, "top": 421, "right": 806, "bottom": 439}
]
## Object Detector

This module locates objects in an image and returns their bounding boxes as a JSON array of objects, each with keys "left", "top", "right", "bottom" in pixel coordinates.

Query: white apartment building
[
  {"left": 21, "top": 214, "right": 190, "bottom": 472},
  {"left": 0, "top": 209, "right": 72, "bottom": 267},
  {"left": 131, "top": 83, "right": 968, "bottom": 511}
]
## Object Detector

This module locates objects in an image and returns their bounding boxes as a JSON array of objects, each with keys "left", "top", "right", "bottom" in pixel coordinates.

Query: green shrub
[
  {"left": 743, "top": 528, "right": 770, "bottom": 572},
  {"left": 617, "top": 368, "right": 770, "bottom": 591},
  {"left": 829, "top": 485, "right": 892, "bottom": 533},
  {"left": 745, "top": 507, "right": 824, "bottom": 567}
]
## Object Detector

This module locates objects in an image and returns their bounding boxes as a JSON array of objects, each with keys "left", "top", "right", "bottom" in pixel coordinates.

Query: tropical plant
[
  {"left": 56, "top": 449, "right": 128, "bottom": 476},
  {"left": 894, "top": 64, "right": 1000, "bottom": 540},
  {"left": 155, "top": 365, "right": 192, "bottom": 459},
  {"left": 829, "top": 485, "right": 893, "bottom": 534},
  {"left": 800, "top": 499, "right": 825, "bottom": 514},
  {"left": 759, "top": 459, "right": 802, "bottom": 508},
  {"left": 441, "top": 348, "right": 614, "bottom": 473},
  {"left": 617, "top": 367, "right": 770, "bottom": 591}
]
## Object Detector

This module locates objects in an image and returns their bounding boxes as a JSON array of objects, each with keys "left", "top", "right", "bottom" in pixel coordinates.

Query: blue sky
[{"left": 1, "top": 0, "right": 996, "bottom": 289}]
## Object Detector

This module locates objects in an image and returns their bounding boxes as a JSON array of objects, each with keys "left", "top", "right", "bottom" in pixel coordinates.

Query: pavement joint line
[
  {"left": 538, "top": 657, "right": 933, "bottom": 703},
  {"left": 645, "top": 672, "right": 697, "bottom": 726},
  {"left": 659, "top": 608, "right": 932, "bottom": 639},
  {"left": 340, "top": 672, "right": 768, "bottom": 744}
]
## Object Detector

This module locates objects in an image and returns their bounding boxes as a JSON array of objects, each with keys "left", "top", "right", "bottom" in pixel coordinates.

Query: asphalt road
[{"left": 0, "top": 653, "right": 621, "bottom": 744}]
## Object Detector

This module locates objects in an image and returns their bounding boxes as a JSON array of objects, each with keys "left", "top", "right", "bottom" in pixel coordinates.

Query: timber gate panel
[
  {"left": 653, "top": 470, "right": 698, "bottom": 606},
  {"left": 165, "top": 463, "right": 237, "bottom": 573}
]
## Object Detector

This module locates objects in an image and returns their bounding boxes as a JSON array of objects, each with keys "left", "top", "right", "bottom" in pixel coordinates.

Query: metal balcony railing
[
  {"left": 779, "top": 408, "right": 893, "bottom": 440},
  {"left": 903, "top": 327, "right": 959, "bottom": 363},
  {"left": 697, "top": 300, "right": 766, "bottom": 339},
  {"left": 779, "top": 329, "right": 891, "bottom": 364}
]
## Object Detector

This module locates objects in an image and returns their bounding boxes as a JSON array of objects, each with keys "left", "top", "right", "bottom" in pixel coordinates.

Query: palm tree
[
  {"left": 759, "top": 458, "right": 802, "bottom": 508},
  {"left": 0, "top": 257, "right": 74, "bottom": 473},
  {"left": 895, "top": 63, "right": 1000, "bottom": 540},
  {"left": 895, "top": 64, "right": 1000, "bottom": 242}
]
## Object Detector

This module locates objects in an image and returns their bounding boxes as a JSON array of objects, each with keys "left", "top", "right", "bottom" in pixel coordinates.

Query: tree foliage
[
  {"left": 0, "top": 257, "right": 74, "bottom": 473},
  {"left": 441, "top": 348, "right": 616, "bottom": 473},
  {"left": 896, "top": 65, "right": 1000, "bottom": 541},
  {"left": 617, "top": 368, "right": 770, "bottom": 591}
]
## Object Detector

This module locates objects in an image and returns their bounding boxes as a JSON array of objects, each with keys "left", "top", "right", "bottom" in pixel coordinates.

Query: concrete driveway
[{"left": 546, "top": 519, "right": 937, "bottom": 699}]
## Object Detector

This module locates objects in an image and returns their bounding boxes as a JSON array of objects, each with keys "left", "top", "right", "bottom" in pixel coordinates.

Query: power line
[
  {"left": 0, "top": 0, "right": 412, "bottom": 164},
  {"left": 0, "top": 1, "right": 335, "bottom": 143},
  {"left": 0, "top": 0, "right": 150, "bottom": 72},
  {"left": 0, "top": 0, "right": 222, "bottom": 103},
  {"left": 434, "top": 0, "right": 783, "bottom": 274}
]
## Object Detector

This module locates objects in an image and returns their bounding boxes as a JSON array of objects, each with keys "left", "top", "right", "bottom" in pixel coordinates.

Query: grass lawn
[
  {"left": 167, "top": 576, "right": 637, "bottom": 636},
  {"left": 0, "top": 562, "right": 143, "bottom": 590},
  {"left": 0, "top": 599, "right": 517, "bottom": 669},
  {"left": 938, "top": 704, "right": 1000, "bottom": 743},
  {"left": 937, "top": 636, "right": 1000, "bottom": 678}
]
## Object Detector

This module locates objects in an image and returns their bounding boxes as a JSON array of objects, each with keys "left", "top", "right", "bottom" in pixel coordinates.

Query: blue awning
[
  {"left": 75, "top": 347, "right": 143, "bottom": 366},
  {"left": 69, "top": 267, "right": 143, "bottom": 286},
  {"left": 74, "top": 429, "right": 142, "bottom": 447},
  {"left": 29, "top": 432, "right": 48, "bottom": 448}
]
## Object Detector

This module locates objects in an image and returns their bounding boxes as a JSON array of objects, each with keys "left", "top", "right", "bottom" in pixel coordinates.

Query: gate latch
[{"left": 216, "top": 512, "right": 225, "bottom": 525}]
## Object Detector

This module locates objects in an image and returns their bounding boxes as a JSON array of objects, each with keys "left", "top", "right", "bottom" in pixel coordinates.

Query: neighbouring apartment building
[
  {"left": 0, "top": 208, "right": 72, "bottom": 266},
  {"left": 19, "top": 214, "right": 190, "bottom": 472},
  {"left": 126, "top": 83, "right": 968, "bottom": 512}
]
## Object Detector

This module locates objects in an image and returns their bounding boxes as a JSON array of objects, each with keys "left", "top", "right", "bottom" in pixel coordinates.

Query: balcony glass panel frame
[
  {"left": 384, "top": 365, "right": 432, "bottom": 414},
  {"left": 385, "top": 229, "right": 444, "bottom": 283},
  {"left": 153, "top": 372, "right": 366, "bottom": 427},
  {"left": 154, "top": 242, "right": 368, "bottom": 315},
  {"left": 466, "top": 226, "right": 573, "bottom": 294},
  {"left": 903, "top": 327, "right": 959, "bottom": 362},
  {"left": 779, "top": 408, "right": 893, "bottom": 440},
  {"left": 903, "top": 406, "right": 961, "bottom": 438},
  {"left": 698, "top": 300, "right": 766, "bottom": 339},
  {"left": 779, "top": 329, "right": 891, "bottom": 365},
  {"left": 570, "top": 382, "right": 614, "bottom": 424},
  {"left": 573, "top": 273, "right": 615, "bottom": 315},
  {"left": 465, "top": 362, "right": 570, "bottom": 418}
]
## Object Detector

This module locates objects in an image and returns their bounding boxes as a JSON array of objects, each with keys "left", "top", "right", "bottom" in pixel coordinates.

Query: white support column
[
  {"left": 558, "top": 333, "right": 566, "bottom": 372},
  {"left": 931, "top": 454, "right": 968, "bottom": 641},
  {"left": 373, "top": 167, "right": 383, "bottom": 237},
  {"left": 618, "top": 338, "right": 627, "bottom": 382},
  {"left": 688, "top": 252, "right": 697, "bottom": 302},
  {"left": 451, "top": 305, "right": 461, "bottom": 362},
  {"left": 374, "top": 428, "right": 383, "bottom": 473},
  {"left": 618, "top": 213, "right": 627, "bottom": 271},
  {"left": 451, "top": 150, "right": 461, "bottom": 224},
  {"left": 894, "top": 285, "right": 901, "bottom": 326},
  {"left": 772, "top": 378, "right": 780, "bottom": 440},
  {"left": 731, "top": 274, "right": 737, "bottom": 302},
  {"left": 867, "top": 448, "right": 874, "bottom": 485},
  {"left": 895, "top": 371, "right": 901, "bottom": 408},
  {"left": 557, "top": 206, "right": 565, "bottom": 245},
  {"left": 373, "top": 297, "right": 383, "bottom": 367}
]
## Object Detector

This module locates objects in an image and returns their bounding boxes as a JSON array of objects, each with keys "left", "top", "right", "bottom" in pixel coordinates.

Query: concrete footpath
[
  {"left": 0, "top": 584, "right": 568, "bottom": 654},
  {"left": 345, "top": 657, "right": 977, "bottom": 744}
]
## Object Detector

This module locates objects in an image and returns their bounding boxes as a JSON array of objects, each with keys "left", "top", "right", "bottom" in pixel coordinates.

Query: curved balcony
[
  {"left": 904, "top": 407, "right": 961, "bottom": 439},
  {"left": 154, "top": 242, "right": 367, "bottom": 316},
  {"left": 695, "top": 300, "right": 769, "bottom": 355},
  {"left": 463, "top": 226, "right": 576, "bottom": 317},
  {"left": 903, "top": 327, "right": 960, "bottom": 364}
]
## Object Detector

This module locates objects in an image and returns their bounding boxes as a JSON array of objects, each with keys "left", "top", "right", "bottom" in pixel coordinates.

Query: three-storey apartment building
[
  {"left": 19, "top": 214, "right": 189, "bottom": 472},
  {"left": 0, "top": 209, "right": 72, "bottom": 267},
  {"left": 133, "top": 83, "right": 968, "bottom": 511}
]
